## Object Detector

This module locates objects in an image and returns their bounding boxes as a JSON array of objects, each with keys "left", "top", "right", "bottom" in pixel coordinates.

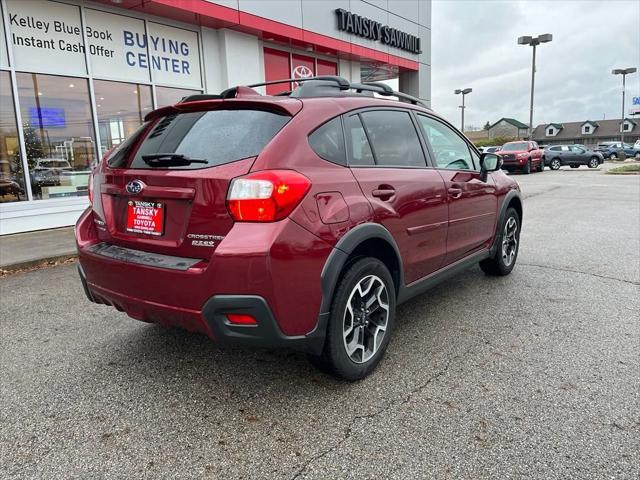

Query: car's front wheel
[
  {"left": 522, "top": 159, "right": 531, "bottom": 174},
  {"left": 588, "top": 157, "right": 600, "bottom": 168},
  {"left": 635, "top": 152, "right": 640, "bottom": 159},
  {"left": 550, "top": 158, "right": 561, "bottom": 170},
  {"left": 537, "top": 160, "right": 544, "bottom": 172},
  {"left": 480, "top": 208, "right": 520, "bottom": 276},
  {"left": 313, "top": 257, "right": 396, "bottom": 380},
  {"left": 609, "top": 153, "right": 617, "bottom": 161}
]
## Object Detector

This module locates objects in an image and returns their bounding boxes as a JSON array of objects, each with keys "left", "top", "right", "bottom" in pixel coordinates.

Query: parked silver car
[{"left": 543, "top": 145, "right": 604, "bottom": 170}]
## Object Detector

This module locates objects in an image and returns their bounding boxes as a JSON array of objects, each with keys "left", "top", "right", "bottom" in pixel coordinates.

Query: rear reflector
[
  {"left": 226, "top": 313, "right": 258, "bottom": 325},
  {"left": 227, "top": 170, "right": 311, "bottom": 222}
]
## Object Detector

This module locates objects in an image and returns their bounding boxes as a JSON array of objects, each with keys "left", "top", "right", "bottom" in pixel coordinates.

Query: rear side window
[
  {"left": 130, "top": 109, "right": 290, "bottom": 169},
  {"left": 345, "top": 114, "right": 375, "bottom": 166},
  {"left": 308, "top": 117, "right": 346, "bottom": 165},
  {"left": 360, "top": 111, "right": 426, "bottom": 167}
]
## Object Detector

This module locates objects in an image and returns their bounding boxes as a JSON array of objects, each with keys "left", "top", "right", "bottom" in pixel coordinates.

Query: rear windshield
[{"left": 128, "top": 109, "right": 290, "bottom": 169}]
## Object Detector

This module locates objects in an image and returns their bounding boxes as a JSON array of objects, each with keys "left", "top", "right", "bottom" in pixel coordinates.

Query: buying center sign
[{"left": 6, "top": 0, "right": 202, "bottom": 88}]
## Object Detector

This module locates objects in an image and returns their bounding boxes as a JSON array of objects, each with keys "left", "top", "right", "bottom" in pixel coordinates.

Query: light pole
[
  {"left": 612, "top": 68, "right": 637, "bottom": 145},
  {"left": 454, "top": 88, "right": 472, "bottom": 131},
  {"left": 518, "top": 34, "right": 552, "bottom": 139}
]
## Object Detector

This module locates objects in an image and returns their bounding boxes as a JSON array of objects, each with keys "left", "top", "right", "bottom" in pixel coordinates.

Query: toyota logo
[
  {"left": 292, "top": 65, "right": 314, "bottom": 88},
  {"left": 126, "top": 180, "right": 145, "bottom": 195}
]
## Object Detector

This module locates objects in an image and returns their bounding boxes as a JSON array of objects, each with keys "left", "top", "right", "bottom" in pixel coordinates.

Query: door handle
[
  {"left": 372, "top": 187, "right": 396, "bottom": 200},
  {"left": 448, "top": 187, "right": 463, "bottom": 199}
]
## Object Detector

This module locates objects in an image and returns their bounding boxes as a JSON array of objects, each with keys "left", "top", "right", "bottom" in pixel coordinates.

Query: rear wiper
[{"left": 142, "top": 153, "right": 208, "bottom": 167}]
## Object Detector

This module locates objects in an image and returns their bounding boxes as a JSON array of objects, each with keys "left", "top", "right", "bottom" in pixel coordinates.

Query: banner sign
[{"left": 6, "top": 0, "right": 201, "bottom": 88}]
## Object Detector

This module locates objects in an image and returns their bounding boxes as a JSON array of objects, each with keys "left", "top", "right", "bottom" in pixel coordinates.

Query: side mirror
[{"left": 480, "top": 153, "right": 502, "bottom": 181}]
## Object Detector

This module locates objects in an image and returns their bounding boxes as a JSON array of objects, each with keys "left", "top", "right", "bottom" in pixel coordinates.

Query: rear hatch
[{"left": 91, "top": 100, "right": 300, "bottom": 261}]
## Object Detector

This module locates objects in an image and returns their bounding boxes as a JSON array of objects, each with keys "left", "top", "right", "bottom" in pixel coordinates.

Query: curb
[{"left": 0, "top": 253, "right": 78, "bottom": 275}]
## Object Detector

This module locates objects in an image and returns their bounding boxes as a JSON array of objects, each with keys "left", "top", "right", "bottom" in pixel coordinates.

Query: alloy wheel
[
  {"left": 589, "top": 158, "right": 599, "bottom": 168},
  {"left": 501, "top": 216, "right": 518, "bottom": 267},
  {"left": 551, "top": 159, "right": 561, "bottom": 170},
  {"left": 343, "top": 275, "right": 389, "bottom": 364}
]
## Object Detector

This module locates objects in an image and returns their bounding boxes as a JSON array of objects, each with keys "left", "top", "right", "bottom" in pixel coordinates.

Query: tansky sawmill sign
[{"left": 335, "top": 8, "right": 422, "bottom": 55}]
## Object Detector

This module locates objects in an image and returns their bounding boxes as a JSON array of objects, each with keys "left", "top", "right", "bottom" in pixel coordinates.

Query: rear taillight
[
  {"left": 88, "top": 171, "right": 94, "bottom": 204},
  {"left": 227, "top": 170, "right": 311, "bottom": 222}
]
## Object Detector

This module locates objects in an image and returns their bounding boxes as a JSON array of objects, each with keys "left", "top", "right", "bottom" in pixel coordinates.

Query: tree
[
  {"left": 483, "top": 121, "right": 491, "bottom": 131},
  {"left": 21, "top": 123, "right": 45, "bottom": 169}
]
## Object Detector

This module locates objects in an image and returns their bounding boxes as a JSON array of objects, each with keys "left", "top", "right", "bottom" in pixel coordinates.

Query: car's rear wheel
[
  {"left": 635, "top": 152, "right": 640, "bottom": 159},
  {"left": 550, "top": 158, "right": 561, "bottom": 170},
  {"left": 522, "top": 159, "right": 531, "bottom": 174},
  {"left": 588, "top": 157, "right": 599, "bottom": 168},
  {"left": 480, "top": 208, "right": 520, "bottom": 276},
  {"left": 313, "top": 257, "right": 396, "bottom": 380}
]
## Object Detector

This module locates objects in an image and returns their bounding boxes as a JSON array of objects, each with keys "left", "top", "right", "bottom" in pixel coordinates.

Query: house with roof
[
  {"left": 487, "top": 118, "right": 529, "bottom": 139},
  {"left": 532, "top": 118, "right": 640, "bottom": 149}
]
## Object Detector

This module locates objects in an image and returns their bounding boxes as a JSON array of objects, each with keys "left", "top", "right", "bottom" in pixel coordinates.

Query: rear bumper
[{"left": 77, "top": 264, "right": 327, "bottom": 354}]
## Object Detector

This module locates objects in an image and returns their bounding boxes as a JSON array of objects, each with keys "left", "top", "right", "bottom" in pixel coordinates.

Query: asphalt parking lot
[{"left": 1, "top": 165, "right": 639, "bottom": 479}]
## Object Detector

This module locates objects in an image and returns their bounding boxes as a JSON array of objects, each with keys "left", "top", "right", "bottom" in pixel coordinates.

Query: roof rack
[{"left": 180, "top": 76, "right": 427, "bottom": 108}]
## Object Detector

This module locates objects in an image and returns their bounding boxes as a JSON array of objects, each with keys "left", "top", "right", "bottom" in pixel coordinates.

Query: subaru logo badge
[{"left": 126, "top": 180, "right": 145, "bottom": 195}]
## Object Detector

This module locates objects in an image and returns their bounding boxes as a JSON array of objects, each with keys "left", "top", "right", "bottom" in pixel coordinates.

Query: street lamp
[
  {"left": 612, "top": 67, "right": 637, "bottom": 145},
  {"left": 454, "top": 88, "right": 472, "bottom": 131},
  {"left": 518, "top": 33, "right": 553, "bottom": 139}
]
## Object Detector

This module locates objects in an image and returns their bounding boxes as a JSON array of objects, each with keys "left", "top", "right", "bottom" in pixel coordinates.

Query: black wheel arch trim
[
  {"left": 490, "top": 189, "right": 523, "bottom": 257},
  {"left": 320, "top": 223, "right": 405, "bottom": 315}
]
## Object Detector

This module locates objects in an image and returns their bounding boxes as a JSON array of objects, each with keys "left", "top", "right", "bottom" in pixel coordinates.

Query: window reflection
[
  {"left": 93, "top": 80, "right": 153, "bottom": 156},
  {"left": 155, "top": 86, "right": 200, "bottom": 107},
  {"left": 16, "top": 73, "right": 96, "bottom": 200},
  {"left": 0, "top": 71, "right": 26, "bottom": 202}
]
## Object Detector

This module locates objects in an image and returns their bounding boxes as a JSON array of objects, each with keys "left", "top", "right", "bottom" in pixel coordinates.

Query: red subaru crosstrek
[{"left": 76, "top": 77, "right": 522, "bottom": 380}]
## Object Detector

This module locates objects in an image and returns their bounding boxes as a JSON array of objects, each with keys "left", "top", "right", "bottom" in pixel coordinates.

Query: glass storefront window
[
  {"left": 93, "top": 80, "right": 153, "bottom": 157},
  {"left": 0, "top": 71, "right": 26, "bottom": 203},
  {"left": 15, "top": 73, "right": 96, "bottom": 200},
  {"left": 155, "top": 86, "right": 201, "bottom": 107}
]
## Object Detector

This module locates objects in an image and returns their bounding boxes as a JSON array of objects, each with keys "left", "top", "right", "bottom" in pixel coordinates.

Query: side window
[
  {"left": 561, "top": 146, "right": 570, "bottom": 152},
  {"left": 550, "top": 146, "right": 560, "bottom": 152},
  {"left": 570, "top": 146, "right": 583, "bottom": 153},
  {"left": 308, "top": 117, "right": 346, "bottom": 165},
  {"left": 468, "top": 146, "right": 480, "bottom": 171},
  {"left": 416, "top": 114, "right": 474, "bottom": 170},
  {"left": 345, "top": 114, "right": 374, "bottom": 166},
  {"left": 359, "top": 110, "right": 426, "bottom": 167}
]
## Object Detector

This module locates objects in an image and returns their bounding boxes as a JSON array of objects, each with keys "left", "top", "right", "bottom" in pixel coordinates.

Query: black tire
[
  {"left": 570, "top": 164, "right": 579, "bottom": 168},
  {"left": 522, "top": 159, "right": 531, "bottom": 174},
  {"left": 537, "top": 160, "right": 544, "bottom": 172},
  {"left": 550, "top": 158, "right": 561, "bottom": 170},
  {"left": 480, "top": 208, "right": 520, "bottom": 276},
  {"left": 312, "top": 257, "right": 396, "bottom": 381},
  {"left": 609, "top": 153, "right": 617, "bottom": 161},
  {"left": 588, "top": 157, "right": 599, "bottom": 168}
]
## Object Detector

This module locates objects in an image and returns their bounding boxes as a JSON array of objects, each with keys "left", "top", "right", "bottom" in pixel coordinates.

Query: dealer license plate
[{"left": 126, "top": 200, "right": 164, "bottom": 236}]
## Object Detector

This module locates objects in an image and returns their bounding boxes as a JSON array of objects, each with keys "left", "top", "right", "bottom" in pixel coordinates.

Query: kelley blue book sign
[{"left": 6, "top": 0, "right": 201, "bottom": 89}]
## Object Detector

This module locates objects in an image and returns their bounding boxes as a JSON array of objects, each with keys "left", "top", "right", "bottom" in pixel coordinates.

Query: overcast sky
[{"left": 429, "top": 0, "right": 640, "bottom": 130}]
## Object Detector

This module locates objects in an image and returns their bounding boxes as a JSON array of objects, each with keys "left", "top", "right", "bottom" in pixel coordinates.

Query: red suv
[
  {"left": 76, "top": 77, "right": 522, "bottom": 380},
  {"left": 497, "top": 141, "right": 544, "bottom": 174}
]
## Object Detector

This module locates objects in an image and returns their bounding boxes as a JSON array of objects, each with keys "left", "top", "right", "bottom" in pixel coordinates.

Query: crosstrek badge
[{"left": 126, "top": 200, "right": 164, "bottom": 236}]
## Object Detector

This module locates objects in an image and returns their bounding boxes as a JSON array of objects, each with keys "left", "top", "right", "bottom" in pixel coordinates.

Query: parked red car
[
  {"left": 497, "top": 141, "right": 544, "bottom": 173},
  {"left": 76, "top": 77, "right": 523, "bottom": 380}
]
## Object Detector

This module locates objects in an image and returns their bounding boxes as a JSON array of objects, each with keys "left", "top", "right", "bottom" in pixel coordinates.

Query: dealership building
[{"left": 0, "top": 0, "right": 431, "bottom": 235}]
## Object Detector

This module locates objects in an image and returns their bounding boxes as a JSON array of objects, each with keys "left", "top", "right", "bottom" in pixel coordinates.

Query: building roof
[
  {"left": 532, "top": 118, "right": 639, "bottom": 142},
  {"left": 546, "top": 123, "right": 564, "bottom": 129},
  {"left": 583, "top": 120, "right": 599, "bottom": 126},
  {"left": 489, "top": 118, "right": 529, "bottom": 129}
]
